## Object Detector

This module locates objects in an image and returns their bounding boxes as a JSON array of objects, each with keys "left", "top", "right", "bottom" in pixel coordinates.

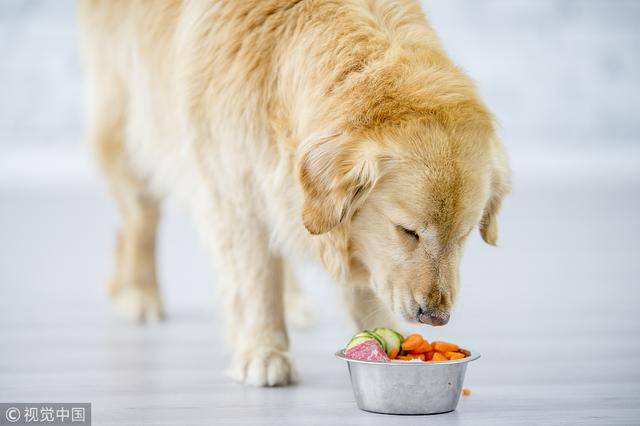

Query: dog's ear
[
  {"left": 480, "top": 138, "right": 511, "bottom": 246},
  {"left": 298, "top": 132, "right": 377, "bottom": 235}
]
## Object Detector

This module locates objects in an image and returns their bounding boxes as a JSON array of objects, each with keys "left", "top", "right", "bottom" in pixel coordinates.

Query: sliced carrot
[
  {"left": 432, "top": 352, "right": 448, "bottom": 362},
  {"left": 388, "top": 347, "right": 400, "bottom": 359},
  {"left": 446, "top": 351, "right": 466, "bottom": 360},
  {"left": 462, "top": 388, "right": 471, "bottom": 396},
  {"left": 401, "top": 334, "right": 423, "bottom": 351},
  {"left": 433, "top": 341, "right": 459, "bottom": 353},
  {"left": 409, "top": 340, "right": 432, "bottom": 355},
  {"left": 396, "top": 354, "right": 425, "bottom": 361}
]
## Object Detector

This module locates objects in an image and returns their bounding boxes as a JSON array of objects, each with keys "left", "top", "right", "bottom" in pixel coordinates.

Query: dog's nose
[{"left": 417, "top": 307, "right": 450, "bottom": 326}]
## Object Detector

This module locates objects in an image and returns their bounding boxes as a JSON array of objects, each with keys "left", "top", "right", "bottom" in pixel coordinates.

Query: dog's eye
[{"left": 399, "top": 226, "right": 419, "bottom": 241}]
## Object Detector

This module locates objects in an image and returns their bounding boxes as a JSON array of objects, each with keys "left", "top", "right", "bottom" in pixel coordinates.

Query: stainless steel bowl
[{"left": 335, "top": 348, "right": 480, "bottom": 415}]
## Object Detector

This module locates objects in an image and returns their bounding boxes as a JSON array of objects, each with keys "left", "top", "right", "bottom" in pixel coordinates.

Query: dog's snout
[{"left": 416, "top": 307, "right": 450, "bottom": 326}]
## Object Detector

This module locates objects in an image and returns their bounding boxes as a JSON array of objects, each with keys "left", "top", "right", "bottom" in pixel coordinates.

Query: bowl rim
[{"left": 335, "top": 347, "right": 480, "bottom": 366}]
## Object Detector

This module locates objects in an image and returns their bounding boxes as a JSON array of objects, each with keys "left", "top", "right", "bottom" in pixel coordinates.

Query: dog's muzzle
[{"left": 416, "top": 307, "right": 450, "bottom": 326}]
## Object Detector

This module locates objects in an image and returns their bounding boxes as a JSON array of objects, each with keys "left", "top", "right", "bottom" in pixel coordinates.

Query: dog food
[
  {"left": 345, "top": 339, "right": 390, "bottom": 362},
  {"left": 345, "top": 329, "right": 467, "bottom": 362}
]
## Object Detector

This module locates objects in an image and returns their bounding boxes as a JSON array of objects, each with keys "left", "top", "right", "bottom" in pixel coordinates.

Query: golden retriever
[{"left": 78, "top": 0, "right": 510, "bottom": 386}]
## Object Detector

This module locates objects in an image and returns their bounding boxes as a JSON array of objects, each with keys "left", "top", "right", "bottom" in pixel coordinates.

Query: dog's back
[{"left": 77, "top": 0, "right": 440, "bottom": 195}]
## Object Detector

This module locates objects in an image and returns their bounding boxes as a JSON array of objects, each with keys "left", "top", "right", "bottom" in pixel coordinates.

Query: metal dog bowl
[{"left": 335, "top": 348, "right": 480, "bottom": 415}]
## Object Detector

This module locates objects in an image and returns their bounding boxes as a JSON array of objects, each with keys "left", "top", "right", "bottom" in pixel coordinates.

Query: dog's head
[{"left": 298, "top": 108, "right": 510, "bottom": 325}]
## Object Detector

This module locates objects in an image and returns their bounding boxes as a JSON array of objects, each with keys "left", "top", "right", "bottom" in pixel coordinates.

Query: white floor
[{"left": 1, "top": 175, "right": 640, "bottom": 425}]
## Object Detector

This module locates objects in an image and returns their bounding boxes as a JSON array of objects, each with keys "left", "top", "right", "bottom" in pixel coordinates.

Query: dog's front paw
[
  {"left": 229, "top": 348, "right": 296, "bottom": 387},
  {"left": 108, "top": 282, "right": 165, "bottom": 323}
]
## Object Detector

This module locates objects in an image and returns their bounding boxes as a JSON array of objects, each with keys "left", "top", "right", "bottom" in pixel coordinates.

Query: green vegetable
[
  {"left": 372, "top": 327, "right": 404, "bottom": 356},
  {"left": 347, "top": 331, "right": 387, "bottom": 352},
  {"left": 345, "top": 335, "right": 375, "bottom": 350}
]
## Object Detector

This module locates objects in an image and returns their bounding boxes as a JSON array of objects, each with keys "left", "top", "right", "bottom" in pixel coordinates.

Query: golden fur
[{"left": 78, "top": 0, "right": 510, "bottom": 386}]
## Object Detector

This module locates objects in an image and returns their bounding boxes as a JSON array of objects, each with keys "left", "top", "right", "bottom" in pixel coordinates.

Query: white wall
[
  {"left": 0, "top": 0, "right": 81, "bottom": 147},
  {"left": 1, "top": 0, "right": 639, "bottom": 150},
  {"left": 424, "top": 0, "right": 640, "bottom": 146}
]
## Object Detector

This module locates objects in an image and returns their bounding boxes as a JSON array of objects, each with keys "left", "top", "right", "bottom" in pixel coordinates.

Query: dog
[{"left": 78, "top": 0, "right": 510, "bottom": 386}]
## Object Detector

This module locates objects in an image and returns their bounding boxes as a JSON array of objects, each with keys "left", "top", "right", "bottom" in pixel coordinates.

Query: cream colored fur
[{"left": 78, "top": 0, "right": 510, "bottom": 387}]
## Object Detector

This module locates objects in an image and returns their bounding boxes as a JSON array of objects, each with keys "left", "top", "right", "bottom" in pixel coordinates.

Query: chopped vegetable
[
  {"left": 349, "top": 331, "right": 387, "bottom": 353},
  {"left": 345, "top": 330, "right": 468, "bottom": 363},
  {"left": 462, "top": 388, "right": 471, "bottom": 396},
  {"left": 446, "top": 351, "right": 465, "bottom": 360},
  {"left": 432, "top": 352, "right": 448, "bottom": 362},
  {"left": 388, "top": 347, "right": 400, "bottom": 359},
  {"left": 372, "top": 327, "right": 403, "bottom": 358},
  {"left": 409, "top": 340, "right": 432, "bottom": 355},
  {"left": 397, "top": 354, "right": 425, "bottom": 361},
  {"left": 346, "top": 335, "right": 376, "bottom": 350},
  {"left": 401, "top": 334, "right": 423, "bottom": 351},
  {"left": 433, "top": 341, "right": 459, "bottom": 353}
]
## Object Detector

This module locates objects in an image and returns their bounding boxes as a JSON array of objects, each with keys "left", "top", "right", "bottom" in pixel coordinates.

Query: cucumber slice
[
  {"left": 366, "top": 330, "right": 388, "bottom": 353},
  {"left": 345, "top": 336, "right": 375, "bottom": 350},
  {"left": 372, "top": 327, "right": 403, "bottom": 356},
  {"left": 349, "top": 331, "right": 386, "bottom": 352}
]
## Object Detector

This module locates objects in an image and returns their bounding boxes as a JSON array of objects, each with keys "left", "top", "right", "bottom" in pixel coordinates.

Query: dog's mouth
[
  {"left": 416, "top": 307, "right": 450, "bottom": 326},
  {"left": 393, "top": 296, "right": 451, "bottom": 326},
  {"left": 375, "top": 280, "right": 451, "bottom": 326}
]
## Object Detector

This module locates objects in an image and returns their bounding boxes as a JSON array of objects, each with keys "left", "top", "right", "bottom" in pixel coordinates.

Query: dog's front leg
[
  {"left": 342, "top": 271, "right": 397, "bottom": 331},
  {"left": 212, "top": 220, "right": 294, "bottom": 387}
]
